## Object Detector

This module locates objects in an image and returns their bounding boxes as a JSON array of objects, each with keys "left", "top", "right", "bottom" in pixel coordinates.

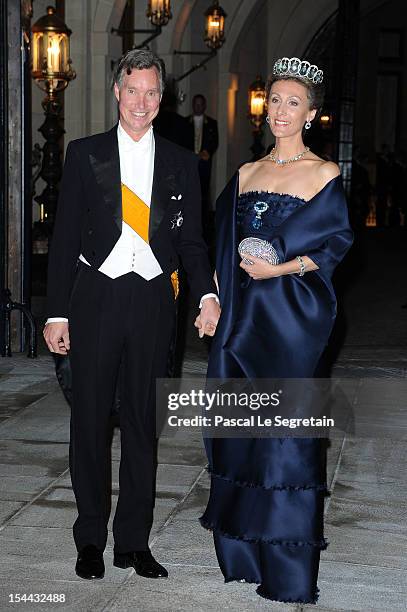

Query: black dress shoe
[
  {"left": 113, "top": 549, "right": 168, "bottom": 578},
  {"left": 75, "top": 545, "right": 105, "bottom": 580}
]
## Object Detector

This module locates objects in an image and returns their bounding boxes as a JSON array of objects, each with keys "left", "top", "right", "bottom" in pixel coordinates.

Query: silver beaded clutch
[{"left": 238, "top": 237, "right": 280, "bottom": 265}]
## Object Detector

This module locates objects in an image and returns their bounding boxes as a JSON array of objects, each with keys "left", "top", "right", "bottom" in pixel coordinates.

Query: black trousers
[{"left": 68, "top": 263, "right": 175, "bottom": 552}]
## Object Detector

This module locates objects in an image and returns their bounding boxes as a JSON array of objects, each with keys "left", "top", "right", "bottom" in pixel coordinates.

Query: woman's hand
[
  {"left": 240, "top": 253, "right": 319, "bottom": 279},
  {"left": 239, "top": 254, "right": 282, "bottom": 280}
]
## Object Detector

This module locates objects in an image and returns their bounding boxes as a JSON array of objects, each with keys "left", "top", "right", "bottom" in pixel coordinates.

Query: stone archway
[
  {"left": 214, "top": 0, "right": 340, "bottom": 191},
  {"left": 170, "top": 0, "right": 198, "bottom": 53},
  {"left": 91, "top": 0, "right": 128, "bottom": 133},
  {"left": 93, "top": 0, "right": 127, "bottom": 32},
  {"left": 64, "top": 0, "right": 127, "bottom": 142},
  {"left": 213, "top": 0, "right": 278, "bottom": 188}
]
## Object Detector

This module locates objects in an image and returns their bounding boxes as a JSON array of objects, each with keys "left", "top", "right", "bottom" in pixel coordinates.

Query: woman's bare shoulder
[
  {"left": 307, "top": 155, "right": 341, "bottom": 191},
  {"left": 238, "top": 161, "right": 256, "bottom": 176},
  {"left": 238, "top": 161, "right": 262, "bottom": 189},
  {"left": 318, "top": 159, "right": 341, "bottom": 180}
]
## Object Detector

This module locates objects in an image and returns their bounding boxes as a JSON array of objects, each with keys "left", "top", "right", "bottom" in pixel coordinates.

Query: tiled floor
[{"left": 0, "top": 228, "right": 406, "bottom": 611}]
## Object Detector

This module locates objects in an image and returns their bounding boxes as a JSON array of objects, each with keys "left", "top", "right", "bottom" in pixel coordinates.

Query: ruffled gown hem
[
  {"left": 222, "top": 576, "right": 320, "bottom": 605},
  {"left": 207, "top": 467, "right": 329, "bottom": 492},
  {"left": 224, "top": 576, "right": 259, "bottom": 585},
  {"left": 199, "top": 517, "right": 329, "bottom": 549},
  {"left": 256, "top": 584, "right": 320, "bottom": 605}
]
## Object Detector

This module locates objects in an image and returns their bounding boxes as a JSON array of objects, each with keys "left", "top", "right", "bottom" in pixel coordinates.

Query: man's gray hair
[{"left": 113, "top": 49, "right": 166, "bottom": 95}]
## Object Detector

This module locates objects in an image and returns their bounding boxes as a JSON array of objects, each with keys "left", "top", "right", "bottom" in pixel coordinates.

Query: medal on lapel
[{"left": 171, "top": 210, "right": 183, "bottom": 229}]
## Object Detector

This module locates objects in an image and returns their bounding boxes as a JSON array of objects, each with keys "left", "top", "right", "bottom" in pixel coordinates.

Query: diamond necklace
[{"left": 269, "top": 146, "right": 310, "bottom": 166}]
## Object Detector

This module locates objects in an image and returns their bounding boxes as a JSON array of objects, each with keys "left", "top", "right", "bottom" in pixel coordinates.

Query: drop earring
[
  {"left": 305, "top": 120, "right": 312, "bottom": 130},
  {"left": 266, "top": 115, "right": 270, "bottom": 124}
]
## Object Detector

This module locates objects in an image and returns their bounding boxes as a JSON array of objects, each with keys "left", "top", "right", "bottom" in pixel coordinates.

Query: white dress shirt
[
  {"left": 193, "top": 114, "right": 204, "bottom": 154},
  {"left": 80, "top": 122, "right": 162, "bottom": 280},
  {"left": 47, "top": 122, "right": 218, "bottom": 323}
]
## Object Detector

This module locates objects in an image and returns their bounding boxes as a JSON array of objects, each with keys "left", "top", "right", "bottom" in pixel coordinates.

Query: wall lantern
[
  {"left": 174, "top": 1, "right": 227, "bottom": 82},
  {"left": 319, "top": 112, "right": 332, "bottom": 129},
  {"left": 204, "top": 0, "right": 227, "bottom": 50},
  {"left": 31, "top": 5, "right": 75, "bottom": 98},
  {"left": 248, "top": 75, "right": 266, "bottom": 131},
  {"left": 146, "top": 0, "right": 172, "bottom": 27},
  {"left": 31, "top": 6, "right": 76, "bottom": 228},
  {"left": 247, "top": 76, "right": 267, "bottom": 160},
  {"left": 112, "top": 1, "right": 172, "bottom": 49}
]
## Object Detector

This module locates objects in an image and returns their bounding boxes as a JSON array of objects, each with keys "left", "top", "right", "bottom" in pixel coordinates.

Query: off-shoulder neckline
[
  {"left": 238, "top": 190, "right": 307, "bottom": 204},
  {"left": 237, "top": 174, "right": 341, "bottom": 204}
]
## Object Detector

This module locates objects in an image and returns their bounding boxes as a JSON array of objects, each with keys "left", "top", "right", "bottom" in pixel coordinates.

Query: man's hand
[
  {"left": 43, "top": 322, "right": 70, "bottom": 355},
  {"left": 199, "top": 150, "right": 210, "bottom": 161},
  {"left": 194, "top": 297, "right": 221, "bottom": 338}
]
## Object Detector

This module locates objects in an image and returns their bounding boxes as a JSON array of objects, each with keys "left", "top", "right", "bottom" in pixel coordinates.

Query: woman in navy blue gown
[{"left": 198, "top": 58, "right": 353, "bottom": 603}]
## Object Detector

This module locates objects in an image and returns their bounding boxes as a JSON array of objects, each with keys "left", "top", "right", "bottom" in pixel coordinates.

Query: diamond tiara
[{"left": 272, "top": 57, "right": 323, "bottom": 85}]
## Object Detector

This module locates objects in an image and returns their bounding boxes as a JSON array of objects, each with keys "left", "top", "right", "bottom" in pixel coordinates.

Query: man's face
[
  {"left": 114, "top": 67, "right": 161, "bottom": 141},
  {"left": 193, "top": 96, "right": 206, "bottom": 116}
]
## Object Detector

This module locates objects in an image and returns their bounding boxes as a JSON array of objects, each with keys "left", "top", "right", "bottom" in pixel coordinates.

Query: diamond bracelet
[{"left": 296, "top": 255, "right": 306, "bottom": 276}]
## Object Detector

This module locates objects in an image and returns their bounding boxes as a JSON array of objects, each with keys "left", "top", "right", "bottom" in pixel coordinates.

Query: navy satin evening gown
[{"left": 200, "top": 173, "right": 353, "bottom": 604}]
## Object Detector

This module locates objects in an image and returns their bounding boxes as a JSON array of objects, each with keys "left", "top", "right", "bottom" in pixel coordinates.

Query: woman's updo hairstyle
[
  {"left": 266, "top": 58, "right": 325, "bottom": 111},
  {"left": 265, "top": 75, "right": 325, "bottom": 111}
]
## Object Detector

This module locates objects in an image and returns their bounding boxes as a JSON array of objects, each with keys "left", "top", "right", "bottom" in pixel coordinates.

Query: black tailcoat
[
  {"left": 47, "top": 126, "right": 217, "bottom": 318},
  {"left": 46, "top": 126, "right": 217, "bottom": 552}
]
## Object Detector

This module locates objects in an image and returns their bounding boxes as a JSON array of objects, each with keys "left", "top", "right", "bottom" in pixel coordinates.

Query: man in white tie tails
[{"left": 44, "top": 49, "right": 220, "bottom": 581}]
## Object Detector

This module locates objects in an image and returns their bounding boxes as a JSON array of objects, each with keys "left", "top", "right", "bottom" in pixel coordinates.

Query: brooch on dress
[
  {"left": 252, "top": 201, "right": 269, "bottom": 229},
  {"left": 171, "top": 210, "right": 183, "bottom": 229}
]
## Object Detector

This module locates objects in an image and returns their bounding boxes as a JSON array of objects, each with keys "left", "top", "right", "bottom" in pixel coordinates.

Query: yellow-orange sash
[
  {"left": 121, "top": 183, "right": 179, "bottom": 299},
  {"left": 171, "top": 270, "right": 179, "bottom": 300},
  {"left": 121, "top": 183, "right": 150, "bottom": 243}
]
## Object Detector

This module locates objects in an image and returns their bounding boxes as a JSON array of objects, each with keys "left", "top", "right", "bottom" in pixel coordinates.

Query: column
[{"left": 333, "top": 0, "right": 360, "bottom": 195}]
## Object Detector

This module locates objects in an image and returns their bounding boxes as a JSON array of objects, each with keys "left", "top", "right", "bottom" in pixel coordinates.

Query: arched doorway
[{"left": 215, "top": 0, "right": 338, "bottom": 191}]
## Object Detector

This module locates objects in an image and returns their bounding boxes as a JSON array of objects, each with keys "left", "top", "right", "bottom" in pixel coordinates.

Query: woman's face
[{"left": 267, "top": 79, "right": 316, "bottom": 139}]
